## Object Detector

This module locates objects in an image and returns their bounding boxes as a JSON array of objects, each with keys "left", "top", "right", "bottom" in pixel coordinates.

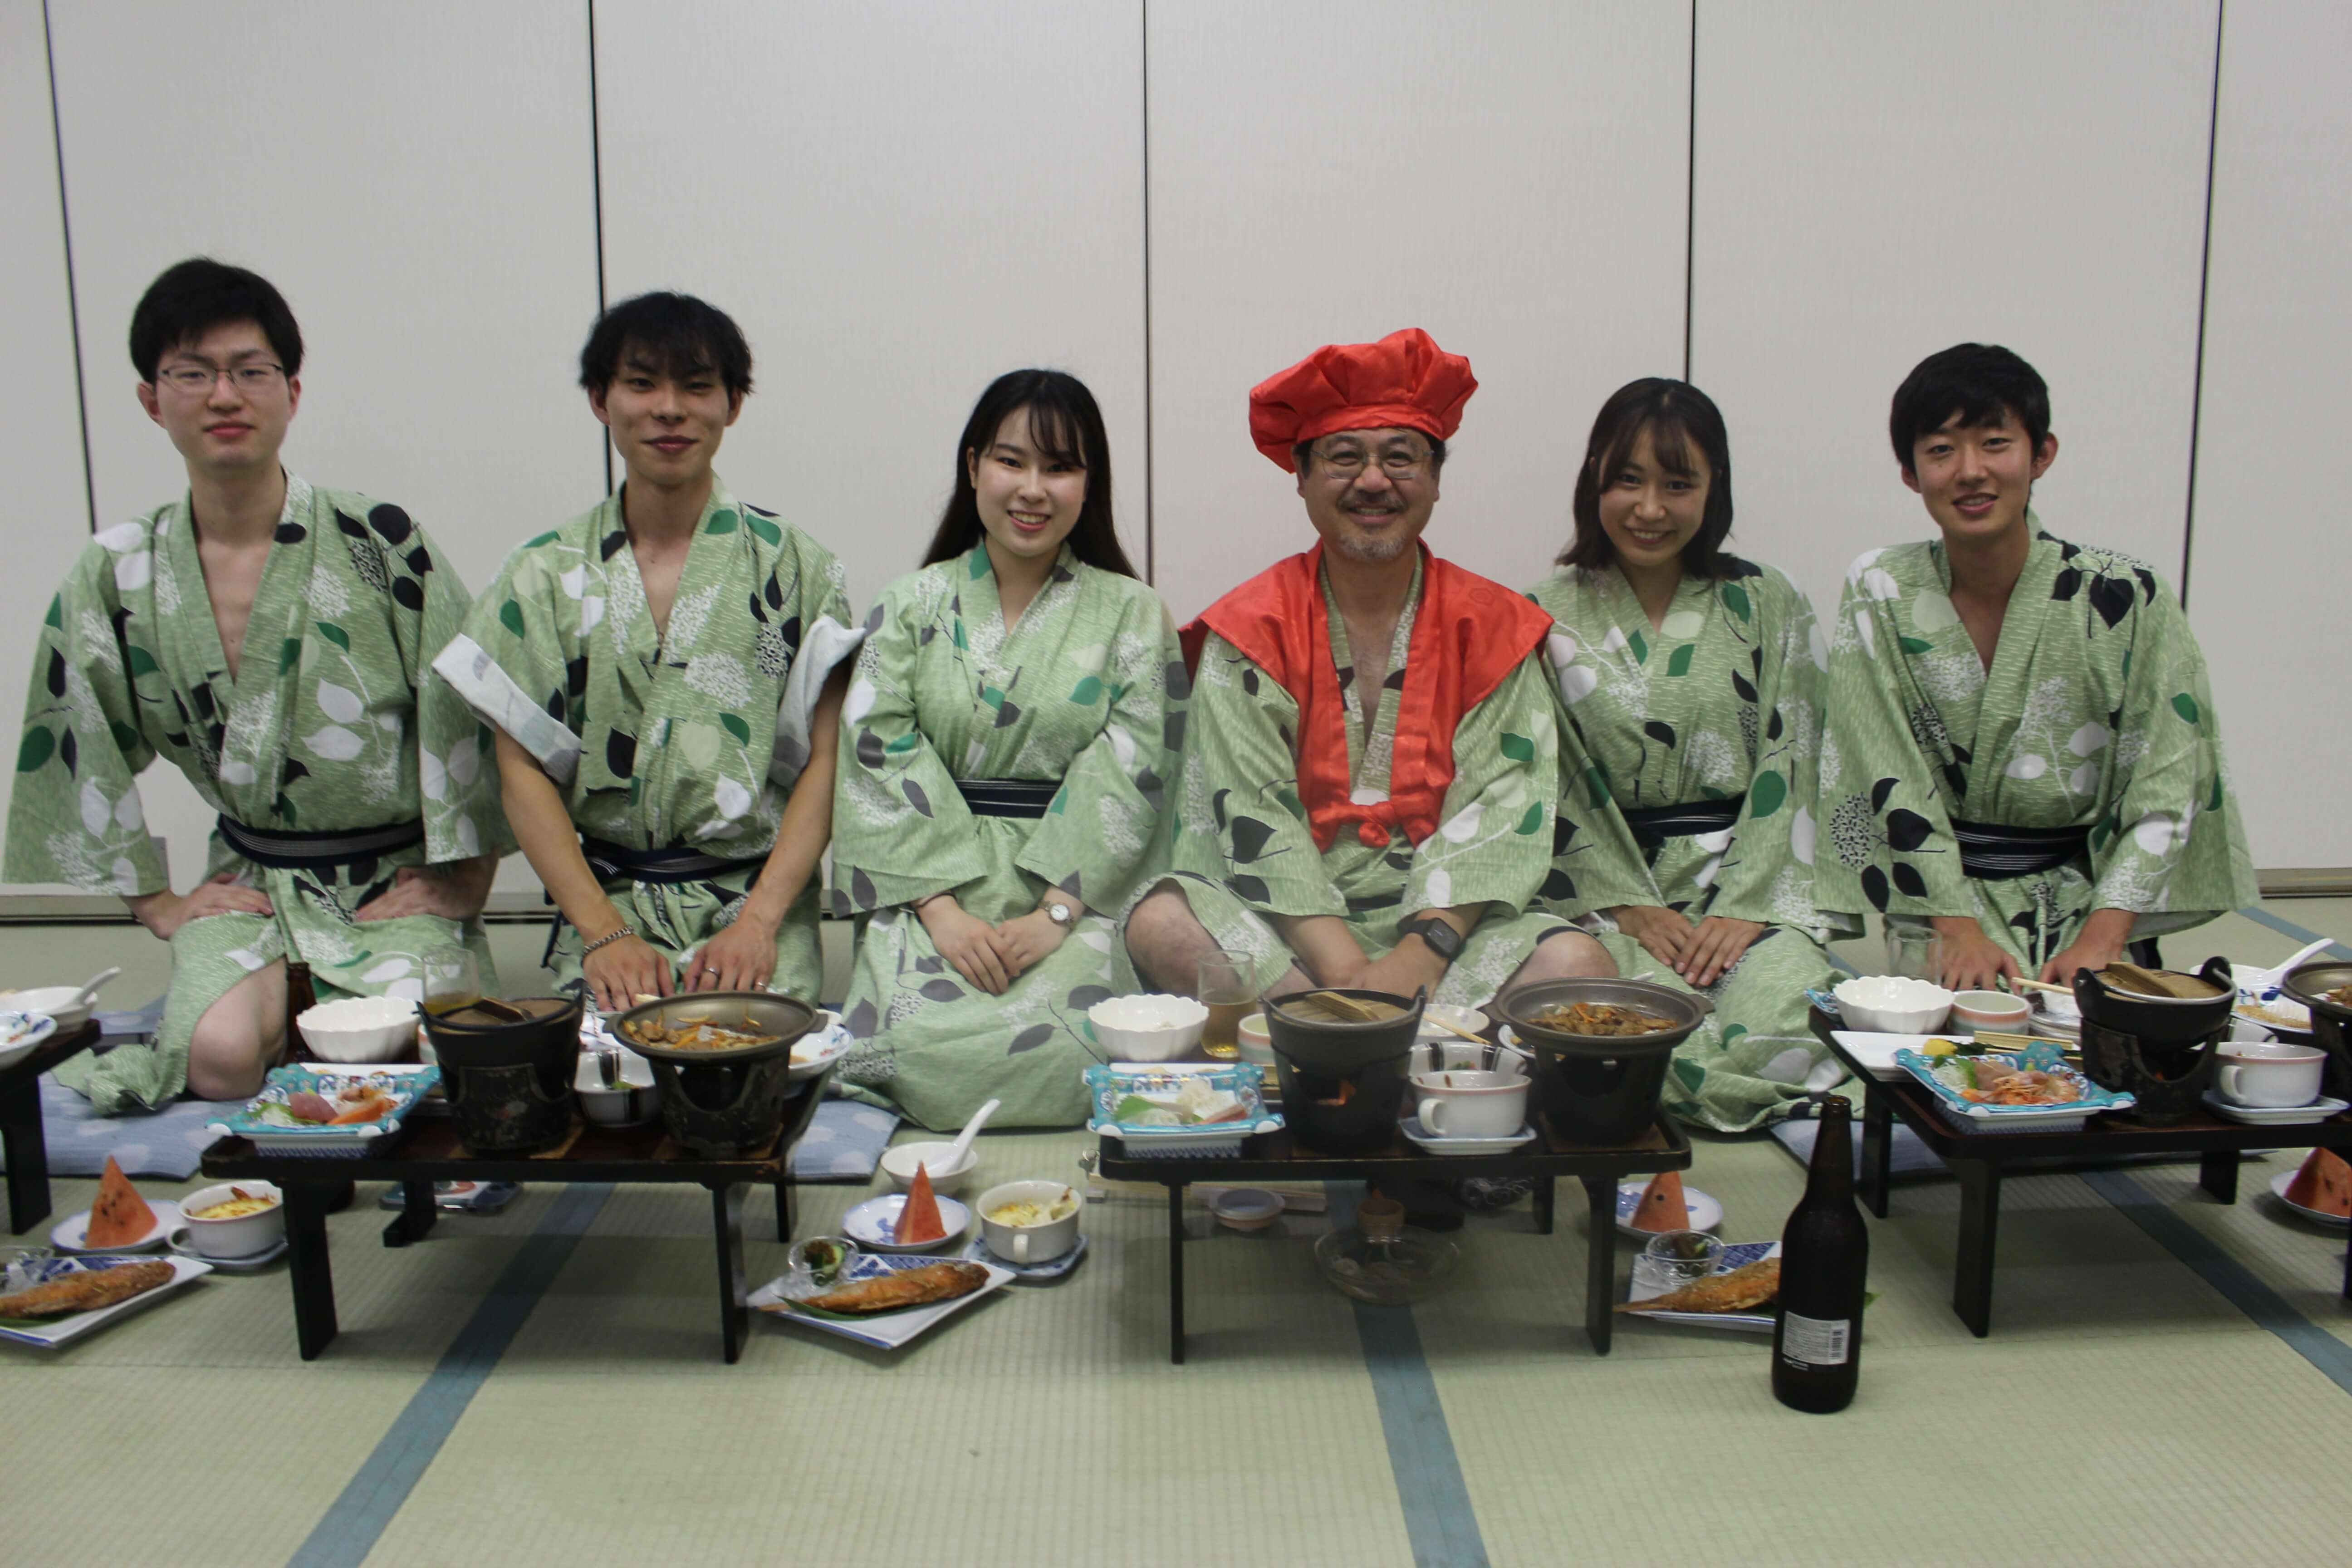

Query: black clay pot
[
  {"left": 423, "top": 995, "right": 584, "bottom": 1153},
  {"left": 2071, "top": 958, "right": 2233, "bottom": 1125},
  {"left": 1496, "top": 979, "right": 1709, "bottom": 1145},
  {"left": 1264, "top": 989, "right": 1422, "bottom": 1154},
  {"left": 610, "top": 992, "right": 818, "bottom": 1157},
  {"left": 2282, "top": 961, "right": 2352, "bottom": 1102}
]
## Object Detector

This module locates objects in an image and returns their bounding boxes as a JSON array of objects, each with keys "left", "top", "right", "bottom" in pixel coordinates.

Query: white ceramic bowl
[
  {"left": 977, "top": 1179, "right": 1083, "bottom": 1264},
  {"left": 878, "top": 1139, "right": 980, "bottom": 1196},
  {"left": 173, "top": 1180, "right": 285, "bottom": 1259},
  {"left": 1950, "top": 989, "right": 2031, "bottom": 1033},
  {"left": 1210, "top": 1188, "right": 1283, "bottom": 1231},
  {"left": 573, "top": 1048, "right": 661, "bottom": 1125},
  {"left": 296, "top": 995, "right": 421, "bottom": 1063},
  {"left": 2, "top": 985, "right": 94, "bottom": 1033},
  {"left": 1833, "top": 975, "right": 1954, "bottom": 1034},
  {"left": 1087, "top": 994, "right": 1209, "bottom": 1062},
  {"left": 1236, "top": 1011, "right": 1275, "bottom": 1066},
  {"left": 1414, "top": 1004, "right": 1490, "bottom": 1044}
]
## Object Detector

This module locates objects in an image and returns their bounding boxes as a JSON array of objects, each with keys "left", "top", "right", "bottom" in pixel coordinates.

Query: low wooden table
[
  {"left": 200, "top": 1078, "right": 829, "bottom": 1363},
  {"left": 1, "top": 1021, "right": 101, "bottom": 1234},
  {"left": 1810, "top": 1007, "right": 2352, "bottom": 1334},
  {"left": 1097, "top": 1114, "right": 1691, "bottom": 1362}
]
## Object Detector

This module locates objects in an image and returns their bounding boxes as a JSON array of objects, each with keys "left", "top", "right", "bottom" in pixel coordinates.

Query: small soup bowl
[
  {"left": 172, "top": 1180, "right": 285, "bottom": 1259},
  {"left": 976, "top": 1179, "right": 1083, "bottom": 1264}
]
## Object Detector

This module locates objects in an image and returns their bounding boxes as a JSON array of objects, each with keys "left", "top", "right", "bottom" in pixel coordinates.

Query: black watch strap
[{"left": 1401, "top": 916, "right": 1463, "bottom": 963}]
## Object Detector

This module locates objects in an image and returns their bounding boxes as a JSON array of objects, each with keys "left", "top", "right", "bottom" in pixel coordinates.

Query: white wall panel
[
  {"left": 593, "top": 0, "right": 1148, "bottom": 613},
  {"left": 1147, "top": 1, "right": 1691, "bottom": 622},
  {"left": 0, "top": 0, "right": 98, "bottom": 894},
  {"left": 42, "top": 0, "right": 603, "bottom": 894},
  {"left": 1690, "top": 1, "right": 2218, "bottom": 622},
  {"left": 2187, "top": 0, "right": 2352, "bottom": 869}
]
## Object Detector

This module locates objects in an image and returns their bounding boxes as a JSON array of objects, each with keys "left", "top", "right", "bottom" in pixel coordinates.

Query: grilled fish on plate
[
  {"left": 0, "top": 1259, "right": 175, "bottom": 1318},
  {"left": 1615, "top": 1256, "right": 1781, "bottom": 1314},
  {"left": 783, "top": 1260, "right": 990, "bottom": 1314}
]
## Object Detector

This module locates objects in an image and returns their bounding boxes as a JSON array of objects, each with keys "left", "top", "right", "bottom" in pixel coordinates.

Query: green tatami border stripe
[
  {"left": 287, "top": 1182, "right": 615, "bottom": 1568},
  {"left": 2233, "top": 905, "right": 2352, "bottom": 963},
  {"left": 1328, "top": 1181, "right": 1490, "bottom": 1568},
  {"left": 2078, "top": 1169, "right": 2352, "bottom": 1396}
]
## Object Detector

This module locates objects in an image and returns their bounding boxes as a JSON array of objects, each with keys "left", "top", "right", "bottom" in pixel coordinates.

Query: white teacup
[
  {"left": 2214, "top": 1042, "right": 2326, "bottom": 1108},
  {"left": 976, "top": 1179, "right": 1082, "bottom": 1264},
  {"left": 1410, "top": 1068, "right": 1529, "bottom": 1139}
]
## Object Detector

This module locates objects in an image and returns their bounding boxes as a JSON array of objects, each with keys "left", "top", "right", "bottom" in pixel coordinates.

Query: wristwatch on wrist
[
  {"left": 1045, "top": 901, "right": 1076, "bottom": 930},
  {"left": 1399, "top": 915, "right": 1463, "bottom": 963}
]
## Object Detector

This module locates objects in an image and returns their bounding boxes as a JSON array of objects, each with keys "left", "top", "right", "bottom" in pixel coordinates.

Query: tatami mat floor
[{"left": 5, "top": 902, "right": 2349, "bottom": 1567}]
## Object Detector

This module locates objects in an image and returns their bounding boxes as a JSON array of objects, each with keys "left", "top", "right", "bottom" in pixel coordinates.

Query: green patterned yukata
[
  {"left": 1815, "top": 522, "right": 2257, "bottom": 967},
  {"left": 1159, "top": 559, "right": 1581, "bottom": 1006},
  {"left": 831, "top": 544, "right": 1182, "bottom": 1129},
  {"left": 432, "top": 480, "right": 858, "bottom": 1000},
  {"left": 5, "top": 477, "right": 504, "bottom": 1112},
  {"left": 1532, "top": 559, "right": 1856, "bottom": 1131}
]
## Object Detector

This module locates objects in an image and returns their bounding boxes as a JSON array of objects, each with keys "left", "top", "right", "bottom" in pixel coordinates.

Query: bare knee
[
  {"left": 1506, "top": 930, "right": 1617, "bottom": 990},
  {"left": 1124, "top": 887, "right": 1212, "bottom": 993},
  {"left": 184, "top": 964, "right": 288, "bottom": 1101}
]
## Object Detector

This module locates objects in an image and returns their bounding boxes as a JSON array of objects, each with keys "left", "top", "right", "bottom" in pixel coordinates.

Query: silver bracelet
[{"left": 580, "top": 923, "right": 637, "bottom": 956}]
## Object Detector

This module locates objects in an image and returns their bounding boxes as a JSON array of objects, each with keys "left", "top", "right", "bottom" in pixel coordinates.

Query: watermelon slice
[
  {"left": 896, "top": 1163, "right": 946, "bottom": 1244},
  {"left": 1630, "top": 1170, "right": 1690, "bottom": 1233},
  {"left": 85, "top": 1155, "right": 158, "bottom": 1248},
  {"left": 2284, "top": 1149, "right": 2352, "bottom": 1218}
]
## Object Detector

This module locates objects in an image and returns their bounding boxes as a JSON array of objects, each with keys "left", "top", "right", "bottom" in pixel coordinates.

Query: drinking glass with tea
[
  {"left": 1198, "top": 952, "right": 1253, "bottom": 1061},
  {"left": 422, "top": 948, "right": 484, "bottom": 1019}
]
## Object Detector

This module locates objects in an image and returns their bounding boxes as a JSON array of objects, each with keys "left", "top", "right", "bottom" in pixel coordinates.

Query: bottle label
[{"left": 1781, "top": 1311, "right": 1850, "bottom": 1367}]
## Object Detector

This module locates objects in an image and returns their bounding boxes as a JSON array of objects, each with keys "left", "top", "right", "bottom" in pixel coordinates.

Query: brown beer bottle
[{"left": 1771, "top": 1094, "right": 1867, "bottom": 1413}]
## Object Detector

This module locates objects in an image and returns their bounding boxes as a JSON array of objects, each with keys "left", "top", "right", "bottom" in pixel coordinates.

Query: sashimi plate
[
  {"left": 751, "top": 1252, "right": 1014, "bottom": 1349},
  {"left": 1615, "top": 1182, "right": 1722, "bottom": 1238}
]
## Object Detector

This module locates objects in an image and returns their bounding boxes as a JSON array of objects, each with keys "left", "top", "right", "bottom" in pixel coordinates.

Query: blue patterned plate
[
  {"left": 965, "top": 1232, "right": 1088, "bottom": 1280},
  {"left": 206, "top": 1063, "right": 439, "bottom": 1154},
  {"left": 0, "top": 1254, "right": 210, "bottom": 1348}
]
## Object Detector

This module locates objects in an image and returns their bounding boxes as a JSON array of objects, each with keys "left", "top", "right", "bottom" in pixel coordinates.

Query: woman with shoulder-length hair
[
  {"left": 830, "top": 370, "right": 1186, "bottom": 1128},
  {"left": 1530, "top": 377, "right": 1857, "bottom": 1132}
]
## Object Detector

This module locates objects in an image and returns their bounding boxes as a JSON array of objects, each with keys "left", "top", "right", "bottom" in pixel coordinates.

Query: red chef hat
[{"left": 1247, "top": 328, "right": 1477, "bottom": 472}]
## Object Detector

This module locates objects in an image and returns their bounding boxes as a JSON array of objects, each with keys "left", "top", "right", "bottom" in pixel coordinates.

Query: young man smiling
[
  {"left": 1123, "top": 328, "right": 1615, "bottom": 1009},
  {"left": 5, "top": 258, "right": 502, "bottom": 1108},
  {"left": 432, "top": 293, "right": 860, "bottom": 1011},
  {"left": 1816, "top": 343, "right": 2256, "bottom": 990}
]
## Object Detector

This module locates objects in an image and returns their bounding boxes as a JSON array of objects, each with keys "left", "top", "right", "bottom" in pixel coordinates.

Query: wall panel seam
[
  {"left": 1682, "top": 0, "right": 1697, "bottom": 383},
  {"left": 1141, "top": 0, "right": 1155, "bottom": 584},
  {"left": 2180, "top": 0, "right": 2227, "bottom": 609},
  {"left": 588, "top": 0, "right": 613, "bottom": 498},
  {"left": 41, "top": 0, "right": 96, "bottom": 535}
]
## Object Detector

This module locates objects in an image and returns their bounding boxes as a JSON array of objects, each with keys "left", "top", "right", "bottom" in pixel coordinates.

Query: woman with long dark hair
[
  {"left": 1531, "top": 378, "right": 1855, "bottom": 1131},
  {"left": 829, "top": 370, "right": 1181, "bottom": 1127}
]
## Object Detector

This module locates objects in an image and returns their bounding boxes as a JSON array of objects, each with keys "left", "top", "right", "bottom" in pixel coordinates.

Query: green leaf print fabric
[
  {"left": 5, "top": 477, "right": 506, "bottom": 1112},
  {"left": 831, "top": 545, "right": 1183, "bottom": 1129},
  {"left": 432, "top": 479, "right": 859, "bottom": 1000},
  {"left": 1158, "top": 559, "right": 1578, "bottom": 1006},
  {"left": 1531, "top": 559, "right": 1857, "bottom": 1131},
  {"left": 1815, "top": 523, "right": 2258, "bottom": 966}
]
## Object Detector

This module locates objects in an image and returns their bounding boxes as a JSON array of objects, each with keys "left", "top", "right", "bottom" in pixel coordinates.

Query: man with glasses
[
  {"left": 1125, "top": 328, "right": 1617, "bottom": 1015},
  {"left": 5, "top": 258, "right": 503, "bottom": 1109},
  {"left": 431, "top": 293, "right": 859, "bottom": 1013}
]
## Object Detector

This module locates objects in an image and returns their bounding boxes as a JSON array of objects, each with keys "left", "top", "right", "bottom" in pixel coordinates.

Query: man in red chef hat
[{"left": 1125, "top": 328, "right": 1619, "bottom": 1010}]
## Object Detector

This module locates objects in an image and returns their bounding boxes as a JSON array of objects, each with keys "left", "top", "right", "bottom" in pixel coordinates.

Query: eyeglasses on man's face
[
  {"left": 154, "top": 362, "right": 286, "bottom": 394},
  {"left": 1308, "top": 439, "right": 1433, "bottom": 480}
]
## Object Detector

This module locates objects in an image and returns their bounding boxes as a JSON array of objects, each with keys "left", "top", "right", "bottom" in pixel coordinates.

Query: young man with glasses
[
  {"left": 1815, "top": 343, "right": 2257, "bottom": 990},
  {"left": 5, "top": 258, "right": 503, "bottom": 1108},
  {"left": 431, "top": 293, "right": 859, "bottom": 1013},
  {"left": 1124, "top": 328, "right": 1618, "bottom": 1014}
]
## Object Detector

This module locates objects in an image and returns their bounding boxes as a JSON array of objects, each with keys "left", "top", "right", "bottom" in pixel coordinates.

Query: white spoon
[
  {"left": 941, "top": 1098, "right": 1000, "bottom": 1173},
  {"left": 2246, "top": 939, "right": 2333, "bottom": 991},
  {"left": 69, "top": 966, "right": 121, "bottom": 1011}
]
